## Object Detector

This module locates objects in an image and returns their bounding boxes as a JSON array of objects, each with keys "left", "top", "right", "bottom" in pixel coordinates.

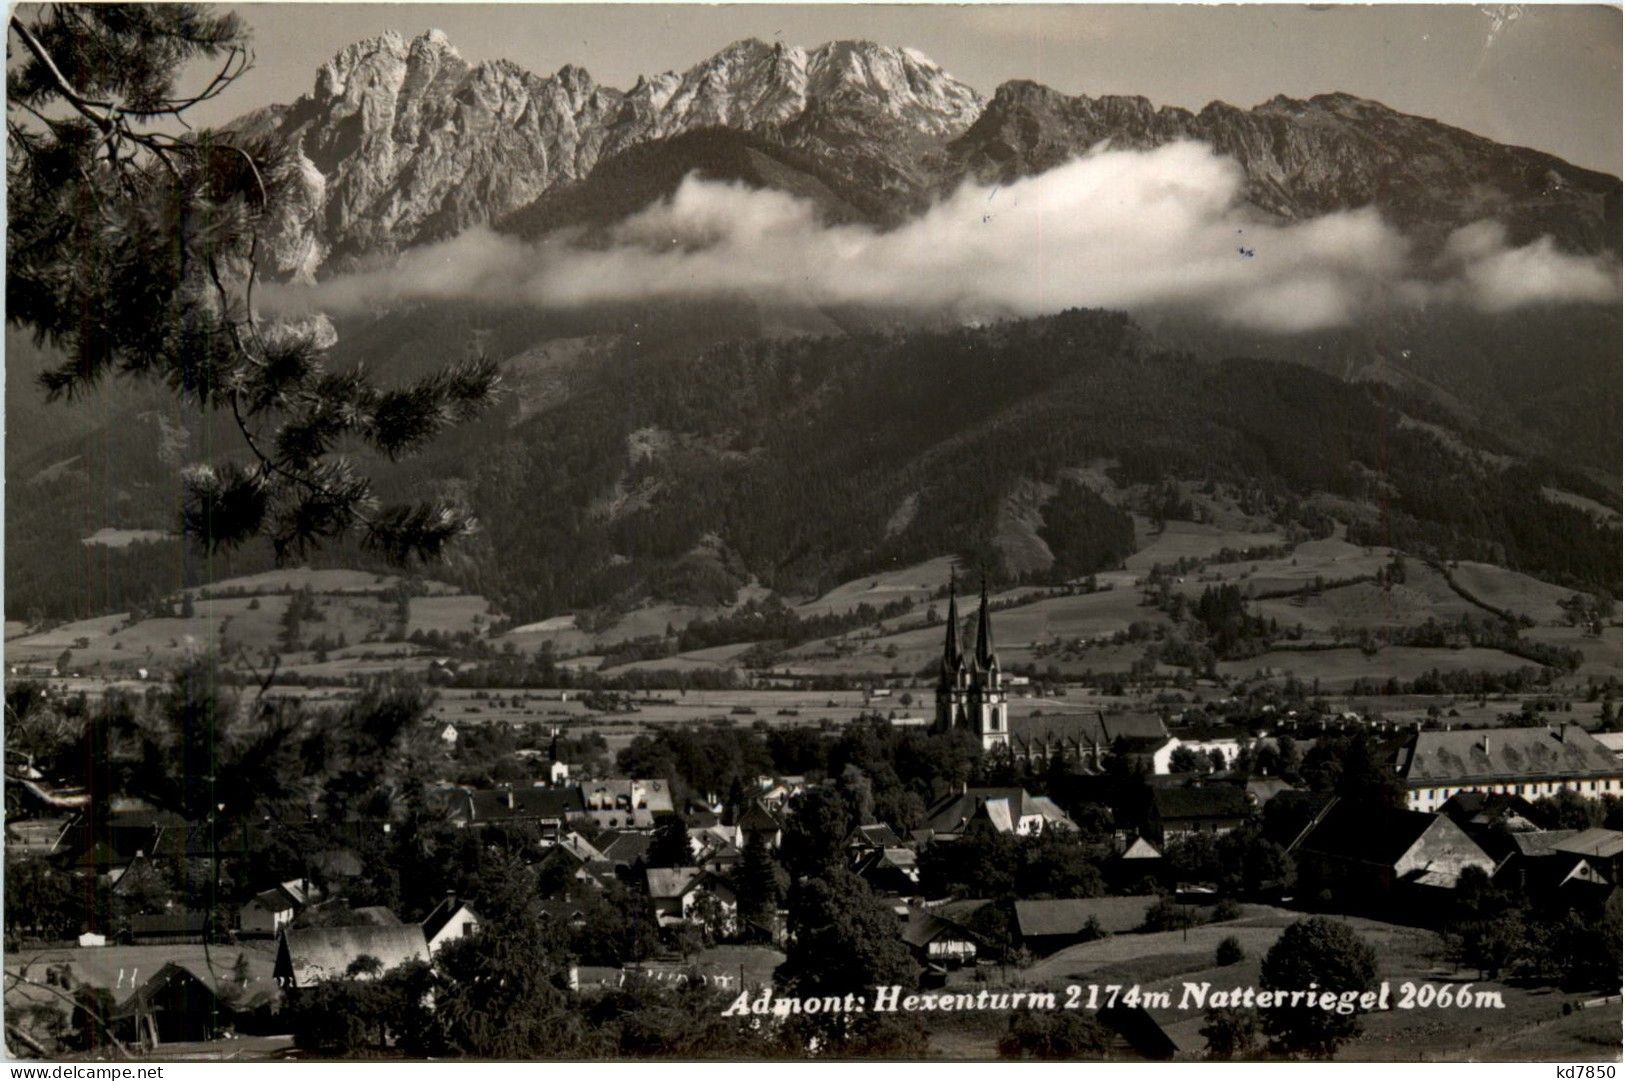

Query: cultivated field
[{"left": 1218, "top": 647, "right": 1538, "bottom": 689}]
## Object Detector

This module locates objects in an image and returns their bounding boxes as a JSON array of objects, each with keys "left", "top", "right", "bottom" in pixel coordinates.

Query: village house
[
  {"left": 449, "top": 784, "right": 585, "bottom": 837},
  {"left": 736, "top": 800, "right": 784, "bottom": 848},
  {"left": 422, "top": 895, "right": 481, "bottom": 953},
  {"left": 924, "top": 785, "right": 1076, "bottom": 838},
  {"left": 755, "top": 775, "right": 807, "bottom": 811},
  {"left": 644, "top": 867, "right": 738, "bottom": 932},
  {"left": 851, "top": 846, "right": 921, "bottom": 895},
  {"left": 539, "top": 830, "right": 616, "bottom": 887},
  {"left": 1011, "top": 896, "right": 1161, "bottom": 956},
  {"left": 1289, "top": 799, "right": 1496, "bottom": 912},
  {"left": 116, "top": 960, "right": 281, "bottom": 1047},
  {"left": 274, "top": 924, "right": 430, "bottom": 988},
  {"left": 1108, "top": 836, "right": 1164, "bottom": 891},
  {"left": 845, "top": 822, "right": 905, "bottom": 851},
  {"left": 1549, "top": 827, "right": 1623, "bottom": 894},
  {"left": 1146, "top": 784, "right": 1253, "bottom": 843},
  {"left": 898, "top": 906, "right": 981, "bottom": 972},
  {"left": 1152, "top": 734, "right": 1249, "bottom": 774},
  {"left": 239, "top": 886, "right": 299, "bottom": 937},
  {"left": 1396, "top": 725, "right": 1621, "bottom": 812}
]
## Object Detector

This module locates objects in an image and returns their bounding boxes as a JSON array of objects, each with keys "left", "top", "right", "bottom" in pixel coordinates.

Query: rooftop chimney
[
  {"left": 506, "top": 788, "right": 515, "bottom": 810},
  {"left": 1480, "top": 734, "right": 1490, "bottom": 755}
]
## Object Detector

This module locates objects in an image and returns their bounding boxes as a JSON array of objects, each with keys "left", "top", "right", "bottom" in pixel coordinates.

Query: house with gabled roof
[
  {"left": 116, "top": 959, "right": 281, "bottom": 1047},
  {"left": 240, "top": 887, "right": 299, "bottom": 937},
  {"left": 899, "top": 905, "right": 980, "bottom": 970},
  {"left": 644, "top": 867, "right": 737, "bottom": 932},
  {"left": 1289, "top": 798, "right": 1496, "bottom": 912},
  {"left": 1012, "top": 896, "right": 1161, "bottom": 955},
  {"left": 737, "top": 800, "right": 783, "bottom": 848},
  {"left": 1550, "top": 827, "right": 1623, "bottom": 892},
  {"left": 852, "top": 846, "right": 920, "bottom": 895},
  {"left": 846, "top": 822, "right": 905, "bottom": 851},
  {"left": 274, "top": 925, "right": 428, "bottom": 988},
  {"left": 924, "top": 786, "right": 1075, "bottom": 838},
  {"left": 1147, "top": 784, "right": 1252, "bottom": 843},
  {"left": 448, "top": 785, "right": 585, "bottom": 836},
  {"left": 599, "top": 831, "right": 654, "bottom": 869},
  {"left": 422, "top": 895, "right": 481, "bottom": 954}
]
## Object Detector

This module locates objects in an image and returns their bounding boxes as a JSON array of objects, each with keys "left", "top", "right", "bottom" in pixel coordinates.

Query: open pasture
[
  {"left": 1450, "top": 561, "right": 1578, "bottom": 625},
  {"left": 1123, "top": 520, "right": 1288, "bottom": 575},
  {"left": 1219, "top": 646, "right": 1537, "bottom": 689},
  {"left": 792, "top": 554, "right": 958, "bottom": 618}
]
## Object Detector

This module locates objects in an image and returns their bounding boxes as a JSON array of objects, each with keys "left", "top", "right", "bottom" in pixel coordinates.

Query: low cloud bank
[{"left": 267, "top": 141, "right": 1618, "bottom": 332}]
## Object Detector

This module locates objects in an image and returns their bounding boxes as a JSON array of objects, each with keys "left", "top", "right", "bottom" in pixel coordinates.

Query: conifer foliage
[{"left": 6, "top": 4, "right": 499, "bottom": 563}]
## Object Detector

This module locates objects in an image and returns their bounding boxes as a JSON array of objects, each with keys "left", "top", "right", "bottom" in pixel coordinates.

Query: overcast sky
[{"left": 197, "top": 3, "right": 1621, "bottom": 175}]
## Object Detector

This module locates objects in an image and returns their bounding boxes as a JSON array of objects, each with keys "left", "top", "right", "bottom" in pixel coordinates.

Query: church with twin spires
[{"left": 933, "top": 573, "right": 1010, "bottom": 753}]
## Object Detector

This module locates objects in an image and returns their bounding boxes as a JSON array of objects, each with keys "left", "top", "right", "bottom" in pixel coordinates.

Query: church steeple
[
  {"left": 973, "top": 575, "right": 998, "bottom": 675},
  {"left": 941, "top": 569, "right": 964, "bottom": 680},
  {"left": 936, "top": 569, "right": 1008, "bottom": 752}
]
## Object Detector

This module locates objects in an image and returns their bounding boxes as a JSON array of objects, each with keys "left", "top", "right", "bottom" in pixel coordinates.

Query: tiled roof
[
  {"left": 1009, "top": 711, "right": 1168, "bottom": 750},
  {"left": 278, "top": 925, "right": 428, "bottom": 985},
  {"left": 925, "top": 787, "right": 1075, "bottom": 834},
  {"left": 1551, "top": 828, "right": 1623, "bottom": 860},
  {"left": 601, "top": 831, "right": 654, "bottom": 865},
  {"left": 1292, "top": 800, "right": 1436, "bottom": 865},
  {"left": 351, "top": 906, "right": 402, "bottom": 926},
  {"left": 1399, "top": 728, "right": 1618, "bottom": 786},
  {"left": 422, "top": 897, "right": 478, "bottom": 942},
  {"left": 466, "top": 785, "right": 585, "bottom": 821},
  {"left": 1150, "top": 785, "right": 1252, "bottom": 822},
  {"left": 246, "top": 887, "right": 295, "bottom": 913},
  {"left": 1012, "top": 896, "right": 1160, "bottom": 938},
  {"left": 580, "top": 778, "right": 674, "bottom": 813},
  {"left": 645, "top": 867, "right": 704, "bottom": 899},
  {"left": 848, "top": 823, "right": 904, "bottom": 847},
  {"left": 899, "top": 908, "right": 976, "bottom": 949},
  {"left": 737, "top": 802, "right": 783, "bottom": 831},
  {"left": 1509, "top": 830, "right": 1581, "bottom": 858}
]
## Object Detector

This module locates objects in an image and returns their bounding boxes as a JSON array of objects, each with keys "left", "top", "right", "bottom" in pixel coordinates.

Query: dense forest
[{"left": 8, "top": 307, "right": 1620, "bottom": 625}]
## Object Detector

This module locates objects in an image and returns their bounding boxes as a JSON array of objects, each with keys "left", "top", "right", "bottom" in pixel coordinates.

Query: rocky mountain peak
[
  {"left": 246, "top": 31, "right": 986, "bottom": 276},
  {"left": 948, "top": 79, "right": 1618, "bottom": 252},
  {"left": 242, "top": 29, "right": 1616, "bottom": 279}
]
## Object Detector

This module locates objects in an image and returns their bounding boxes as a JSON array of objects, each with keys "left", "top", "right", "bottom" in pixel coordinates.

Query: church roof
[{"left": 1009, "top": 711, "right": 1168, "bottom": 749}]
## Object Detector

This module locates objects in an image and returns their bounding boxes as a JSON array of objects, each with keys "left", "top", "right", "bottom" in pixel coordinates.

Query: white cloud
[
  {"left": 266, "top": 141, "right": 1618, "bottom": 332},
  {"left": 1435, "top": 220, "right": 1619, "bottom": 311}
]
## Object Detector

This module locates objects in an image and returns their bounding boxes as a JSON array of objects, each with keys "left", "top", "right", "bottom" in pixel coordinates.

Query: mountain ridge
[
  {"left": 237, "top": 28, "right": 1620, "bottom": 278},
  {"left": 237, "top": 30, "right": 984, "bottom": 276}
]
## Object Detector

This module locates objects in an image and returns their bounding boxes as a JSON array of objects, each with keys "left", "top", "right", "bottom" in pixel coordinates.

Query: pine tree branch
[{"left": 8, "top": 16, "right": 116, "bottom": 129}]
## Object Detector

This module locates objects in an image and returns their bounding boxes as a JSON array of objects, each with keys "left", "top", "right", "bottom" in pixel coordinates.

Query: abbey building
[{"left": 933, "top": 574, "right": 1010, "bottom": 753}]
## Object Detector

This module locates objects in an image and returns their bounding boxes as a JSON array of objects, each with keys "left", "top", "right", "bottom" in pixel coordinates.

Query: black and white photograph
[{"left": 2, "top": 0, "right": 1621, "bottom": 1064}]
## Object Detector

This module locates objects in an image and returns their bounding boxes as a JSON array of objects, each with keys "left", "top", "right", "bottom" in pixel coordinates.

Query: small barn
[
  {"left": 1011, "top": 896, "right": 1161, "bottom": 956},
  {"left": 117, "top": 961, "right": 280, "bottom": 1047}
]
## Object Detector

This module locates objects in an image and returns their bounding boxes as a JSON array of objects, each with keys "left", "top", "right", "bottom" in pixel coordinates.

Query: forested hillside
[
  {"left": 436, "top": 308, "right": 1620, "bottom": 621},
  {"left": 8, "top": 308, "right": 1618, "bottom": 626}
]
